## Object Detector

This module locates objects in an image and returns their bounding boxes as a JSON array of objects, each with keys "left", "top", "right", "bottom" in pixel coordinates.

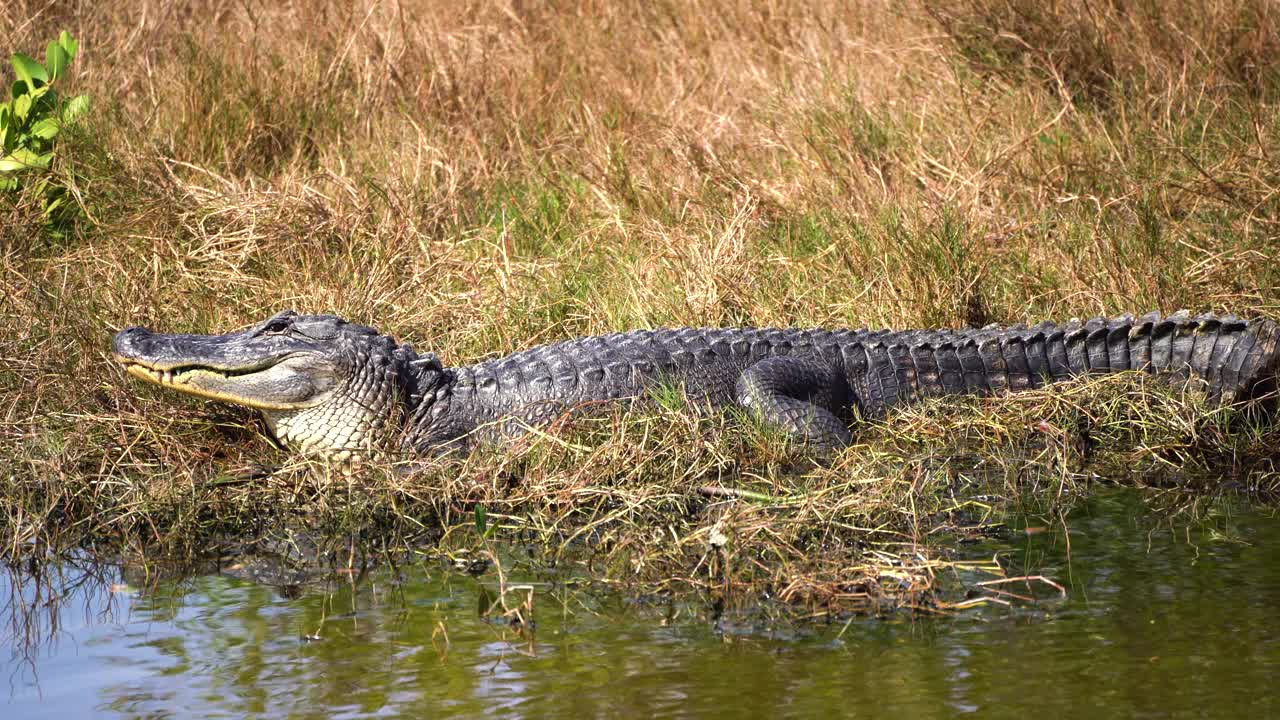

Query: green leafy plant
[{"left": 0, "top": 31, "right": 89, "bottom": 226}]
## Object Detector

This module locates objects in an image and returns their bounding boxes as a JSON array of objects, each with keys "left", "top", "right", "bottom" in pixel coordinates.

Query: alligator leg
[{"left": 734, "top": 356, "right": 854, "bottom": 451}]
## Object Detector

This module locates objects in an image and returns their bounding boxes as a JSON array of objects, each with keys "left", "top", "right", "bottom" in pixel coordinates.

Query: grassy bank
[{"left": 2, "top": 0, "right": 1278, "bottom": 616}]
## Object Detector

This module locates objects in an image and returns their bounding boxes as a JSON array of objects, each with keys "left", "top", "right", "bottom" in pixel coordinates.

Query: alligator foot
[{"left": 734, "top": 356, "right": 854, "bottom": 452}]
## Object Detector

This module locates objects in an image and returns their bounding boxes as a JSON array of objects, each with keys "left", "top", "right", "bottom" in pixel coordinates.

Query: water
[{"left": 5, "top": 489, "right": 1280, "bottom": 719}]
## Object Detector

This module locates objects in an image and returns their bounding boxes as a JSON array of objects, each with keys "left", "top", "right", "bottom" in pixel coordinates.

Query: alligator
[{"left": 112, "top": 310, "right": 1280, "bottom": 460}]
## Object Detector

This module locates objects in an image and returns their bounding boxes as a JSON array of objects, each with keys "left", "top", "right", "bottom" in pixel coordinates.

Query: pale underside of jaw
[{"left": 263, "top": 409, "right": 372, "bottom": 463}]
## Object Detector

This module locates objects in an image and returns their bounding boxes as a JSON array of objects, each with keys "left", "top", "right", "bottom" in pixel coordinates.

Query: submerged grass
[{"left": 2, "top": 0, "right": 1278, "bottom": 618}]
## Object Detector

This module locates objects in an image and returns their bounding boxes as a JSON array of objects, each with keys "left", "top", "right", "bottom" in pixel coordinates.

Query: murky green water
[{"left": 5, "top": 489, "right": 1280, "bottom": 719}]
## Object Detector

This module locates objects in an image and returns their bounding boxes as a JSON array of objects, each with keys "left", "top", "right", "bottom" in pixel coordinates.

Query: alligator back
[{"left": 442, "top": 312, "right": 1280, "bottom": 433}]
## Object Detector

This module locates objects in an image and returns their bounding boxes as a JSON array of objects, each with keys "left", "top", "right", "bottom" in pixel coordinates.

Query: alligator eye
[{"left": 264, "top": 319, "right": 291, "bottom": 334}]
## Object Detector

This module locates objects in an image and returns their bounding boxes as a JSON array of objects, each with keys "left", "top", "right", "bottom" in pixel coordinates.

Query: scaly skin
[{"left": 113, "top": 310, "right": 1280, "bottom": 459}]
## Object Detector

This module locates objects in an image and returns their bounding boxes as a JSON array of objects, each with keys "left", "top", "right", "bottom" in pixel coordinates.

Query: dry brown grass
[{"left": 1, "top": 0, "right": 1278, "bottom": 616}]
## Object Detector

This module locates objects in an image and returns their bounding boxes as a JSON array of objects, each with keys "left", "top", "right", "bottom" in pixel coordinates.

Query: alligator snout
[
  {"left": 111, "top": 320, "right": 310, "bottom": 373},
  {"left": 111, "top": 325, "right": 217, "bottom": 370},
  {"left": 112, "top": 326, "right": 155, "bottom": 362}
]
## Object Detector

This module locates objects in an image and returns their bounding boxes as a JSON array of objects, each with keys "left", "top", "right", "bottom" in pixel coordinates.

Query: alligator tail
[
  {"left": 1046, "top": 312, "right": 1280, "bottom": 402},
  {"left": 889, "top": 312, "right": 1280, "bottom": 407}
]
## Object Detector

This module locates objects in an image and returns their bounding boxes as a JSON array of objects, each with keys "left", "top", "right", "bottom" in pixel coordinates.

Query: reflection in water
[{"left": 4, "top": 489, "right": 1280, "bottom": 719}]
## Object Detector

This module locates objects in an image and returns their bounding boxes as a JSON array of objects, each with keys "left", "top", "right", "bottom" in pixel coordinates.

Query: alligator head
[{"left": 112, "top": 310, "right": 439, "bottom": 459}]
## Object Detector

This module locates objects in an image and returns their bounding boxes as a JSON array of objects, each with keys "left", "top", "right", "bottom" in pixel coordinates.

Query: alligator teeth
[{"left": 164, "top": 370, "right": 173, "bottom": 384}]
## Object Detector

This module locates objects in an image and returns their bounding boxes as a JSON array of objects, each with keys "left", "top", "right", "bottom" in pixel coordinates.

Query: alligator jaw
[{"left": 115, "top": 356, "right": 320, "bottom": 410}]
